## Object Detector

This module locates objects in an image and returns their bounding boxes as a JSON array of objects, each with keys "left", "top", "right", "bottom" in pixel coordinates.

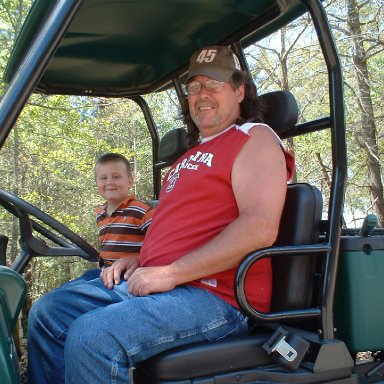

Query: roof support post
[
  {"left": 0, "top": 0, "right": 84, "bottom": 149},
  {"left": 300, "top": 0, "right": 347, "bottom": 341}
]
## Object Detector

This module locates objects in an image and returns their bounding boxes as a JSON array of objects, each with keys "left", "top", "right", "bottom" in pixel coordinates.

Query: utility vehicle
[{"left": 0, "top": 1, "right": 383, "bottom": 383}]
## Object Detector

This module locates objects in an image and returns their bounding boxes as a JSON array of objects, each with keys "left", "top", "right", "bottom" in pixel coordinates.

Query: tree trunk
[
  {"left": 279, "top": 27, "right": 297, "bottom": 183},
  {"left": 346, "top": 0, "right": 384, "bottom": 226}
]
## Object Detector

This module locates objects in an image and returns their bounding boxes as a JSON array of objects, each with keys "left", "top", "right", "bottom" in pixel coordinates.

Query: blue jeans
[
  {"left": 27, "top": 278, "right": 250, "bottom": 384},
  {"left": 58, "top": 268, "right": 101, "bottom": 287}
]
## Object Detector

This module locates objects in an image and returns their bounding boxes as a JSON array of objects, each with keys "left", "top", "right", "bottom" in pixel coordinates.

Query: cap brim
[{"left": 186, "top": 66, "right": 233, "bottom": 82}]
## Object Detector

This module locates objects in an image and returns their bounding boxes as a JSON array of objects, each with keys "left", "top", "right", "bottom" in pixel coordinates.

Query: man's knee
[
  {"left": 66, "top": 312, "right": 103, "bottom": 354},
  {"left": 28, "top": 291, "right": 57, "bottom": 326}
]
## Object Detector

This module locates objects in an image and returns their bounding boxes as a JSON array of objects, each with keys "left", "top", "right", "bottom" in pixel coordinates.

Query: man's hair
[
  {"left": 182, "top": 70, "right": 265, "bottom": 148},
  {"left": 95, "top": 153, "right": 133, "bottom": 177}
]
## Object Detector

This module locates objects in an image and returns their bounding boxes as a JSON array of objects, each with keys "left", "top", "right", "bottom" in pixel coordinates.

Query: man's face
[{"left": 187, "top": 75, "right": 245, "bottom": 138}]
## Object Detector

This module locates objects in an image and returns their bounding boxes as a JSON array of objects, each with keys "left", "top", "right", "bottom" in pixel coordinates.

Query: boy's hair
[{"left": 95, "top": 153, "right": 133, "bottom": 177}]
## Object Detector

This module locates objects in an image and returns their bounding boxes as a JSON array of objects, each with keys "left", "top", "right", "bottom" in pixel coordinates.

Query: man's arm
[{"left": 128, "top": 126, "right": 288, "bottom": 296}]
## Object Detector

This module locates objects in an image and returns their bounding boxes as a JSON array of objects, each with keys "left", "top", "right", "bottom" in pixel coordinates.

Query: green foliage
[{"left": 0, "top": 92, "right": 159, "bottom": 297}]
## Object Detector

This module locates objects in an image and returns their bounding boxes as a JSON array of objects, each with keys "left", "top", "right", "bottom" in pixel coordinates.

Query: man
[{"left": 28, "top": 45, "right": 294, "bottom": 384}]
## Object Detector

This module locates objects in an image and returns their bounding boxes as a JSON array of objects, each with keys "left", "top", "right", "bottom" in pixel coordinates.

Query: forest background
[{"left": 0, "top": 0, "right": 383, "bottom": 314}]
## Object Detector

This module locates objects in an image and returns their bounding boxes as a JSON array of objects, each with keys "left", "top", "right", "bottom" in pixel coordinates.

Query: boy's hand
[{"left": 100, "top": 257, "right": 140, "bottom": 289}]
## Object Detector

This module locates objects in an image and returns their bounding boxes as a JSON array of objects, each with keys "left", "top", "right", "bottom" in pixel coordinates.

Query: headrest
[
  {"left": 259, "top": 90, "right": 299, "bottom": 135},
  {"left": 158, "top": 128, "right": 188, "bottom": 164}
]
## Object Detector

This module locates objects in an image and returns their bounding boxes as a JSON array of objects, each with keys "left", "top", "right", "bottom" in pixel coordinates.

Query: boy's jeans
[{"left": 28, "top": 278, "right": 250, "bottom": 384}]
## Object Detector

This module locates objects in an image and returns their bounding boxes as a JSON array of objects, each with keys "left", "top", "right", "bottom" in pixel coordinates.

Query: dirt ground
[{"left": 19, "top": 337, "right": 28, "bottom": 384}]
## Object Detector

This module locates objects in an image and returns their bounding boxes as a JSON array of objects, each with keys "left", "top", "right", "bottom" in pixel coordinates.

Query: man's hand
[
  {"left": 127, "top": 265, "right": 176, "bottom": 296},
  {"left": 100, "top": 257, "right": 139, "bottom": 289}
]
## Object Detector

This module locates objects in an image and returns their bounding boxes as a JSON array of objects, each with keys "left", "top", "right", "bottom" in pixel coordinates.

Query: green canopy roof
[{"left": 4, "top": 0, "right": 307, "bottom": 97}]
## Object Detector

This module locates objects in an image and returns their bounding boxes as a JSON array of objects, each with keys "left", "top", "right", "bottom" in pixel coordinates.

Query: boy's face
[{"left": 95, "top": 161, "right": 133, "bottom": 206}]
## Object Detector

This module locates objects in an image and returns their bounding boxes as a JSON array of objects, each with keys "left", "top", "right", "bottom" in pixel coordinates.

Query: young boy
[
  {"left": 67, "top": 152, "right": 154, "bottom": 284},
  {"left": 94, "top": 152, "right": 154, "bottom": 270}
]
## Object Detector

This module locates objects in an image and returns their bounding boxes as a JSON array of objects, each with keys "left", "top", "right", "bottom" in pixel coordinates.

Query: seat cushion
[{"left": 134, "top": 334, "right": 272, "bottom": 380}]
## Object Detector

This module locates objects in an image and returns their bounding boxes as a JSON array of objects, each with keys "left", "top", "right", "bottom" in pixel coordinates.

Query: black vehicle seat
[
  {"left": 135, "top": 183, "right": 323, "bottom": 381},
  {"left": 271, "top": 183, "right": 323, "bottom": 311},
  {"left": 134, "top": 91, "right": 324, "bottom": 382},
  {"left": 156, "top": 127, "right": 188, "bottom": 169}
]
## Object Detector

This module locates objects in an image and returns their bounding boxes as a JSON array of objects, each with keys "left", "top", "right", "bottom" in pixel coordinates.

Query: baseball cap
[{"left": 186, "top": 46, "right": 242, "bottom": 82}]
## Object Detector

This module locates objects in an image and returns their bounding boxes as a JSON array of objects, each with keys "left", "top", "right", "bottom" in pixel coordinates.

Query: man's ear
[{"left": 236, "top": 84, "right": 245, "bottom": 102}]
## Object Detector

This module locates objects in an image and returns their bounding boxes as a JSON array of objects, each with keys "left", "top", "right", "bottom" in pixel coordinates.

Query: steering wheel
[{"left": 0, "top": 188, "right": 99, "bottom": 272}]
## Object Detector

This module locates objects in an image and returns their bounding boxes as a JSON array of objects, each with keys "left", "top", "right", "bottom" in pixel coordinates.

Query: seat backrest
[
  {"left": 156, "top": 128, "right": 188, "bottom": 168},
  {"left": 271, "top": 183, "right": 323, "bottom": 311},
  {"left": 0, "top": 266, "right": 26, "bottom": 331},
  {"left": 259, "top": 90, "right": 298, "bottom": 136},
  {"left": 0, "top": 266, "right": 26, "bottom": 384}
]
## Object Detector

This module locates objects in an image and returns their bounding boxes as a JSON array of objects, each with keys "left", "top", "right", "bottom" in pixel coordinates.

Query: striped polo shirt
[{"left": 95, "top": 195, "right": 154, "bottom": 263}]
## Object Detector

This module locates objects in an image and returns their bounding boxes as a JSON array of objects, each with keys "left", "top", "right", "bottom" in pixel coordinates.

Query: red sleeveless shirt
[{"left": 140, "top": 124, "right": 294, "bottom": 312}]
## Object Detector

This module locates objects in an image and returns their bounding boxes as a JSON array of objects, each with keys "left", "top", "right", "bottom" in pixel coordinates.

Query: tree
[
  {"left": 344, "top": 0, "right": 383, "bottom": 225},
  {"left": 246, "top": 0, "right": 383, "bottom": 227},
  {"left": 246, "top": 10, "right": 333, "bottom": 208},
  {"left": 326, "top": 0, "right": 383, "bottom": 225}
]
